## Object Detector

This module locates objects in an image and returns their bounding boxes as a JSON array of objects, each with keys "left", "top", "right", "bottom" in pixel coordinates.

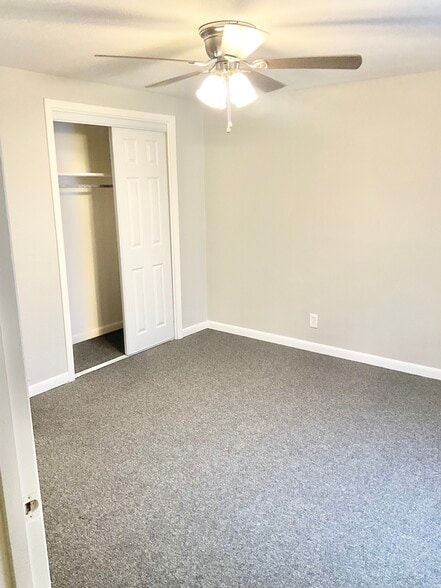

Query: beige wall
[
  {"left": 0, "top": 66, "right": 207, "bottom": 387},
  {"left": 205, "top": 70, "right": 441, "bottom": 369},
  {"left": 0, "top": 483, "right": 13, "bottom": 588}
]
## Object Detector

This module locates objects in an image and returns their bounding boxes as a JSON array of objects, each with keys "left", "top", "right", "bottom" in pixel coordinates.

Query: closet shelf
[
  {"left": 59, "top": 185, "right": 113, "bottom": 194},
  {"left": 58, "top": 172, "right": 112, "bottom": 177}
]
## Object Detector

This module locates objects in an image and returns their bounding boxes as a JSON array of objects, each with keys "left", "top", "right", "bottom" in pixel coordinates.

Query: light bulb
[
  {"left": 196, "top": 74, "right": 227, "bottom": 109},
  {"left": 229, "top": 72, "right": 258, "bottom": 108}
]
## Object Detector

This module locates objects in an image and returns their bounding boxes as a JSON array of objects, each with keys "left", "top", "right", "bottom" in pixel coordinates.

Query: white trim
[
  {"left": 45, "top": 103, "right": 76, "bottom": 382},
  {"left": 45, "top": 100, "right": 169, "bottom": 131},
  {"left": 44, "top": 99, "right": 183, "bottom": 383},
  {"left": 182, "top": 321, "right": 209, "bottom": 337},
  {"left": 166, "top": 116, "right": 183, "bottom": 340},
  {"left": 28, "top": 371, "right": 70, "bottom": 398},
  {"left": 75, "top": 354, "right": 127, "bottom": 377},
  {"left": 207, "top": 321, "right": 441, "bottom": 381},
  {"left": 72, "top": 321, "right": 123, "bottom": 344}
]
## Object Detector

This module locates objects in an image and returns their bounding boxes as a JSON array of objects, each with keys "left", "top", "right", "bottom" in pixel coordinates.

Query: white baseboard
[
  {"left": 28, "top": 371, "right": 71, "bottom": 398},
  {"left": 28, "top": 321, "right": 440, "bottom": 397},
  {"left": 182, "top": 321, "right": 209, "bottom": 337},
  {"left": 72, "top": 321, "right": 123, "bottom": 344},
  {"left": 206, "top": 321, "right": 441, "bottom": 381}
]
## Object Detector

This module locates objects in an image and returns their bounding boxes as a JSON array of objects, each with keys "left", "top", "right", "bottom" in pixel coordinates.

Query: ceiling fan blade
[
  {"left": 146, "top": 71, "right": 204, "bottom": 89},
  {"left": 260, "top": 55, "right": 362, "bottom": 70},
  {"left": 221, "top": 24, "right": 268, "bottom": 59},
  {"left": 245, "top": 70, "right": 286, "bottom": 93},
  {"left": 95, "top": 54, "right": 205, "bottom": 66}
]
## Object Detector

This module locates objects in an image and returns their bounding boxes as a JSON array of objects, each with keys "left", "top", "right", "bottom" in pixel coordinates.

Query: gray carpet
[
  {"left": 73, "top": 329, "right": 124, "bottom": 373},
  {"left": 31, "top": 330, "right": 441, "bottom": 588}
]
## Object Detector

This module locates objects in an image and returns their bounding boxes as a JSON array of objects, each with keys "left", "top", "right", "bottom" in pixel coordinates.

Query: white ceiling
[{"left": 1, "top": 0, "right": 441, "bottom": 98}]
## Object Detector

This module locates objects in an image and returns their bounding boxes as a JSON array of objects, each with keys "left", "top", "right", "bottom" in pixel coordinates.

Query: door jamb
[
  {"left": 0, "top": 145, "right": 52, "bottom": 587},
  {"left": 44, "top": 100, "right": 183, "bottom": 382}
]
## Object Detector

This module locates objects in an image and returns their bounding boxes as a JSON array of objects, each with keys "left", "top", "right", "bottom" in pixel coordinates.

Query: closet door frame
[{"left": 44, "top": 99, "right": 183, "bottom": 381}]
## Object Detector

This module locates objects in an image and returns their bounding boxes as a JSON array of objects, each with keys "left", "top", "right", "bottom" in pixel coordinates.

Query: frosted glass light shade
[
  {"left": 221, "top": 24, "right": 267, "bottom": 59},
  {"left": 196, "top": 72, "right": 258, "bottom": 110},
  {"left": 196, "top": 75, "right": 227, "bottom": 109},
  {"left": 229, "top": 72, "right": 258, "bottom": 107}
]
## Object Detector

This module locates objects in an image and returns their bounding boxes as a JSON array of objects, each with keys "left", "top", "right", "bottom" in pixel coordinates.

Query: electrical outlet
[{"left": 309, "top": 313, "right": 318, "bottom": 329}]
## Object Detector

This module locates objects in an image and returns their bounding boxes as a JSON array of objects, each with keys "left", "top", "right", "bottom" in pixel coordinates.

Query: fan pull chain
[{"left": 226, "top": 77, "right": 233, "bottom": 133}]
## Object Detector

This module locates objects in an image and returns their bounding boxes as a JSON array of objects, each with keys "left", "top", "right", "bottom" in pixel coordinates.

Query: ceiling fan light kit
[
  {"left": 196, "top": 72, "right": 257, "bottom": 110},
  {"left": 96, "top": 20, "right": 362, "bottom": 133},
  {"left": 197, "top": 21, "right": 266, "bottom": 132}
]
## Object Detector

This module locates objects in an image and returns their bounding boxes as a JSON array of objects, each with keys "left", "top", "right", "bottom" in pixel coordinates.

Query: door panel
[{"left": 111, "top": 128, "right": 174, "bottom": 354}]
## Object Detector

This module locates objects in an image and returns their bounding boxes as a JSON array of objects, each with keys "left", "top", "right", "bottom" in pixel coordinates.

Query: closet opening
[
  {"left": 46, "top": 100, "right": 183, "bottom": 386},
  {"left": 54, "top": 122, "right": 126, "bottom": 375}
]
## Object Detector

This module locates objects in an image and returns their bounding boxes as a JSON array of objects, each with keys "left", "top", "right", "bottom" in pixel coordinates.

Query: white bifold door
[{"left": 111, "top": 128, "right": 174, "bottom": 355}]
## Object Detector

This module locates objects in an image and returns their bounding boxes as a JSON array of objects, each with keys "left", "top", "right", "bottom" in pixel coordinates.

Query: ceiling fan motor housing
[{"left": 199, "top": 20, "right": 256, "bottom": 59}]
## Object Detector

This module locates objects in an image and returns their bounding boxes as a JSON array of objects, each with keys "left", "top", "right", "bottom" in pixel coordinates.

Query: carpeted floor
[
  {"left": 73, "top": 329, "right": 124, "bottom": 373},
  {"left": 31, "top": 330, "right": 441, "bottom": 588}
]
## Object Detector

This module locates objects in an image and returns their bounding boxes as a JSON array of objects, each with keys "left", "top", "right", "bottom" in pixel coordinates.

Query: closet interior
[{"left": 54, "top": 122, "right": 125, "bottom": 374}]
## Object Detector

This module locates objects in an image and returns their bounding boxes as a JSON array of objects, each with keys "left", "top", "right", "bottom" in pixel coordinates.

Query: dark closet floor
[{"left": 73, "top": 329, "right": 124, "bottom": 373}]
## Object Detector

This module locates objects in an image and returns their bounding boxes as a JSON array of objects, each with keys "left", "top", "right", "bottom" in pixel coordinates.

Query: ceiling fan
[{"left": 96, "top": 20, "right": 362, "bottom": 132}]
